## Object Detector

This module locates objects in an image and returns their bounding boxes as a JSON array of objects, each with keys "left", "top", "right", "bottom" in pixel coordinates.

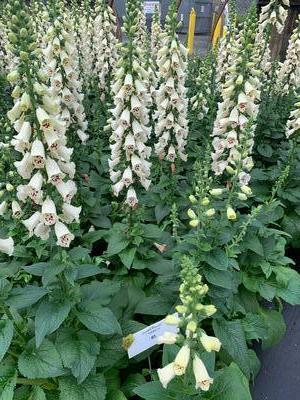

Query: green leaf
[
  {"left": 107, "top": 390, "right": 127, "bottom": 400},
  {"left": 119, "top": 248, "right": 136, "bottom": 269},
  {"left": 276, "top": 268, "right": 300, "bottom": 305},
  {"left": 76, "top": 304, "right": 122, "bottom": 335},
  {"left": 204, "top": 269, "right": 234, "bottom": 289},
  {"left": 133, "top": 381, "right": 171, "bottom": 400},
  {"left": 141, "top": 224, "right": 163, "bottom": 240},
  {"left": 106, "top": 234, "right": 129, "bottom": 256},
  {"left": 122, "top": 373, "right": 146, "bottom": 398},
  {"left": 135, "top": 295, "right": 173, "bottom": 315},
  {"left": 0, "top": 372, "right": 16, "bottom": 400},
  {"left": 81, "top": 281, "right": 120, "bottom": 306},
  {"left": 59, "top": 374, "right": 106, "bottom": 400},
  {"left": 31, "top": 386, "right": 46, "bottom": 400},
  {"left": 241, "top": 314, "right": 268, "bottom": 341},
  {"left": 35, "top": 299, "right": 71, "bottom": 348},
  {"left": 210, "top": 363, "right": 251, "bottom": 400},
  {"left": 260, "top": 309, "right": 286, "bottom": 349},
  {"left": 18, "top": 339, "right": 65, "bottom": 379},
  {"left": 243, "top": 234, "right": 264, "bottom": 256},
  {"left": 6, "top": 286, "right": 47, "bottom": 309},
  {"left": 213, "top": 319, "right": 250, "bottom": 378},
  {"left": 155, "top": 204, "right": 170, "bottom": 224},
  {"left": 56, "top": 329, "right": 100, "bottom": 384},
  {"left": 204, "top": 248, "right": 229, "bottom": 270},
  {"left": 0, "top": 320, "right": 13, "bottom": 362}
]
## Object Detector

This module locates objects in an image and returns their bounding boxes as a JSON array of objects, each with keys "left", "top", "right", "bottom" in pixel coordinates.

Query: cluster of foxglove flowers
[
  {"left": 93, "top": 0, "right": 119, "bottom": 102},
  {"left": 190, "top": 58, "right": 213, "bottom": 121},
  {"left": 259, "top": 0, "right": 289, "bottom": 34},
  {"left": 277, "top": 16, "right": 300, "bottom": 94},
  {"left": 151, "top": 6, "right": 163, "bottom": 64},
  {"left": 211, "top": 13, "right": 261, "bottom": 202},
  {"left": 286, "top": 94, "right": 300, "bottom": 138},
  {"left": 157, "top": 256, "right": 220, "bottom": 391},
  {"left": 108, "top": 0, "right": 152, "bottom": 207},
  {"left": 6, "top": 0, "right": 80, "bottom": 248},
  {"left": 154, "top": 0, "right": 189, "bottom": 163},
  {"left": 43, "top": 13, "right": 88, "bottom": 143}
]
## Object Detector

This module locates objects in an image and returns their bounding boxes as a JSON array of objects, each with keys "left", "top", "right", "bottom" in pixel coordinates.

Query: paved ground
[{"left": 252, "top": 304, "right": 300, "bottom": 400}]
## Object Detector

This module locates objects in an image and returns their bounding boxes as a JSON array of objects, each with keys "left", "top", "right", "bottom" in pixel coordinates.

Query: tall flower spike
[
  {"left": 5, "top": 0, "right": 79, "bottom": 248},
  {"left": 157, "top": 256, "right": 220, "bottom": 391},
  {"left": 276, "top": 16, "right": 300, "bottom": 94},
  {"left": 211, "top": 8, "right": 261, "bottom": 200},
  {"left": 151, "top": 5, "right": 163, "bottom": 64},
  {"left": 109, "top": 0, "right": 152, "bottom": 207},
  {"left": 285, "top": 93, "right": 300, "bottom": 138},
  {"left": 154, "top": 0, "right": 189, "bottom": 164},
  {"left": 93, "top": 0, "right": 119, "bottom": 102},
  {"left": 44, "top": 0, "right": 88, "bottom": 143}
]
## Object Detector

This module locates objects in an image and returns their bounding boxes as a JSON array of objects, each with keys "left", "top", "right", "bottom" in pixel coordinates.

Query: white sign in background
[
  {"left": 128, "top": 317, "right": 179, "bottom": 358},
  {"left": 144, "top": 1, "right": 160, "bottom": 14}
]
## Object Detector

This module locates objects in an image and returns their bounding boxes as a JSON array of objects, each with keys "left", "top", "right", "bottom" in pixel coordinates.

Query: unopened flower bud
[
  {"left": 205, "top": 208, "right": 215, "bottom": 217},
  {"left": 187, "top": 209, "right": 197, "bottom": 219},
  {"left": 189, "top": 219, "right": 199, "bottom": 228},
  {"left": 176, "top": 305, "right": 187, "bottom": 314},
  {"left": 241, "top": 185, "right": 252, "bottom": 195},
  {"left": 189, "top": 194, "right": 197, "bottom": 204},
  {"left": 201, "top": 197, "right": 210, "bottom": 206},
  {"left": 227, "top": 207, "right": 237, "bottom": 221},
  {"left": 6, "top": 183, "right": 14, "bottom": 192},
  {"left": 210, "top": 188, "right": 223, "bottom": 196},
  {"left": 225, "top": 165, "right": 235, "bottom": 175},
  {"left": 238, "top": 193, "right": 247, "bottom": 201},
  {"left": 236, "top": 75, "right": 243, "bottom": 85},
  {"left": 187, "top": 320, "right": 197, "bottom": 333}
]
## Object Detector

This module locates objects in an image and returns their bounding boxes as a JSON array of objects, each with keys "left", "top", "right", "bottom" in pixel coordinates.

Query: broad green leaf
[
  {"left": 260, "top": 309, "right": 286, "bottom": 349},
  {"left": 107, "top": 390, "right": 127, "bottom": 400},
  {"left": 276, "top": 268, "right": 300, "bottom": 305},
  {"left": 35, "top": 299, "right": 71, "bottom": 347},
  {"left": 0, "top": 372, "right": 16, "bottom": 400},
  {"left": 204, "top": 248, "right": 229, "bottom": 270},
  {"left": 135, "top": 295, "right": 173, "bottom": 315},
  {"left": 155, "top": 204, "right": 170, "bottom": 224},
  {"left": 122, "top": 373, "right": 146, "bottom": 398},
  {"left": 241, "top": 314, "right": 268, "bottom": 341},
  {"left": 59, "top": 374, "right": 106, "bottom": 400},
  {"left": 210, "top": 363, "right": 251, "bottom": 400},
  {"left": 141, "top": 224, "right": 163, "bottom": 240},
  {"left": 76, "top": 304, "right": 122, "bottom": 335},
  {"left": 80, "top": 280, "right": 120, "bottom": 305},
  {"left": 133, "top": 381, "right": 171, "bottom": 400},
  {"left": 56, "top": 329, "right": 100, "bottom": 384},
  {"left": 204, "top": 269, "right": 234, "bottom": 289},
  {"left": 119, "top": 247, "right": 136, "bottom": 269},
  {"left": 106, "top": 234, "right": 129, "bottom": 256},
  {"left": 213, "top": 319, "right": 250, "bottom": 378},
  {"left": 243, "top": 234, "right": 264, "bottom": 256},
  {"left": 0, "top": 320, "right": 13, "bottom": 361},
  {"left": 6, "top": 286, "right": 47, "bottom": 309},
  {"left": 18, "top": 339, "right": 65, "bottom": 379},
  {"left": 31, "top": 386, "right": 46, "bottom": 400}
]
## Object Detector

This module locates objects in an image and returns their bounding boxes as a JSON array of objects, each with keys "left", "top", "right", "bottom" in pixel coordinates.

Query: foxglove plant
[
  {"left": 43, "top": 0, "right": 88, "bottom": 143},
  {"left": 93, "top": 0, "right": 119, "bottom": 102},
  {"left": 277, "top": 16, "right": 300, "bottom": 94},
  {"left": 108, "top": 0, "right": 152, "bottom": 207},
  {"left": 211, "top": 10, "right": 261, "bottom": 216},
  {"left": 157, "top": 256, "right": 220, "bottom": 391},
  {"left": 5, "top": 0, "right": 80, "bottom": 247},
  {"left": 151, "top": 5, "right": 163, "bottom": 65},
  {"left": 154, "top": 0, "right": 189, "bottom": 164}
]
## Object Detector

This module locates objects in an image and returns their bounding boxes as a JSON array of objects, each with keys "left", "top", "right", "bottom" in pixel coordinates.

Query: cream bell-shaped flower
[
  {"left": 31, "top": 139, "right": 46, "bottom": 169},
  {"left": 61, "top": 203, "right": 81, "bottom": 223},
  {"left": 22, "top": 212, "right": 41, "bottom": 236},
  {"left": 56, "top": 180, "right": 77, "bottom": 203},
  {"left": 157, "top": 331, "right": 178, "bottom": 345},
  {"left": 45, "top": 158, "right": 65, "bottom": 185},
  {"left": 0, "top": 237, "right": 14, "bottom": 256},
  {"left": 54, "top": 221, "right": 75, "bottom": 248},
  {"left": 14, "top": 153, "right": 33, "bottom": 179},
  {"left": 125, "top": 187, "right": 138, "bottom": 208},
  {"left": 41, "top": 197, "right": 57, "bottom": 226},
  {"left": 0, "top": 201, "right": 7, "bottom": 216},
  {"left": 173, "top": 345, "right": 190, "bottom": 376},
  {"left": 200, "top": 333, "right": 221, "bottom": 353},
  {"left": 193, "top": 355, "right": 213, "bottom": 391},
  {"left": 12, "top": 121, "right": 31, "bottom": 152},
  {"left": 12, "top": 201, "right": 22, "bottom": 219},
  {"left": 157, "top": 362, "right": 176, "bottom": 389},
  {"left": 34, "top": 222, "right": 50, "bottom": 241}
]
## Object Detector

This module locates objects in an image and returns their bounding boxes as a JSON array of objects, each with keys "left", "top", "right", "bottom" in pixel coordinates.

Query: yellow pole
[
  {"left": 187, "top": 8, "right": 196, "bottom": 55},
  {"left": 212, "top": 14, "right": 223, "bottom": 47}
]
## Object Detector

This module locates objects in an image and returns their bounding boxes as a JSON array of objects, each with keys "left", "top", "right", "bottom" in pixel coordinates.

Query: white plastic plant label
[{"left": 128, "top": 317, "right": 179, "bottom": 359}]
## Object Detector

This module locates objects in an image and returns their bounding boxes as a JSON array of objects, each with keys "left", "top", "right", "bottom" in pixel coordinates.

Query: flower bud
[
  {"left": 189, "top": 219, "right": 199, "bottom": 228},
  {"left": 225, "top": 165, "right": 235, "bottom": 175},
  {"left": 20, "top": 51, "right": 29, "bottom": 61},
  {"left": 186, "top": 320, "right": 197, "bottom": 333},
  {"left": 176, "top": 305, "right": 187, "bottom": 314},
  {"left": 236, "top": 75, "right": 243, "bottom": 85},
  {"left": 20, "top": 28, "right": 28, "bottom": 38},
  {"left": 7, "top": 32, "right": 17, "bottom": 44},
  {"left": 189, "top": 194, "right": 197, "bottom": 204},
  {"left": 187, "top": 209, "right": 196, "bottom": 219},
  {"left": 201, "top": 197, "right": 210, "bottom": 206},
  {"left": 6, "top": 183, "right": 14, "bottom": 192},
  {"left": 165, "top": 315, "right": 180, "bottom": 326},
  {"left": 210, "top": 188, "right": 223, "bottom": 196},
  {"left": 205, "top": 208, "right": 215, "bottom": 217},
  {"left": 241, "top": 185, "right": 252, "bottom": 195},
  {"left": 227, "top": 207, "right": 237, "bottom": 221},
  {"left": 7, "top": 70, "right": 19, "bottom": 83},
  {"left": 238, "top": 193, "right": 247, "bottom": 201}
]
